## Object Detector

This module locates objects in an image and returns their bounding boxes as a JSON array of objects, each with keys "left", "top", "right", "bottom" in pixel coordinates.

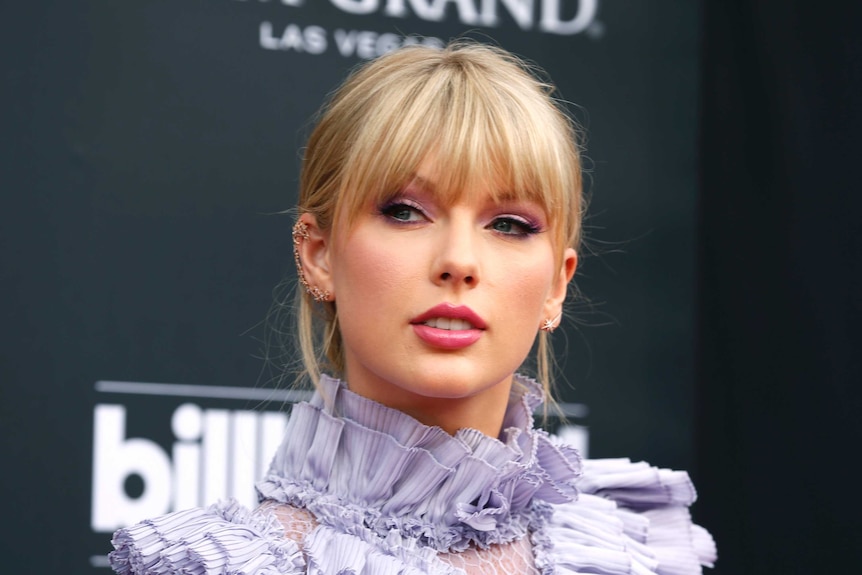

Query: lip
[
  {"left": 410, "top": 303, "right": 488, "bottom": 330},
  {"left": 410, "top": 303, "right": 486, "bottom": 350}
]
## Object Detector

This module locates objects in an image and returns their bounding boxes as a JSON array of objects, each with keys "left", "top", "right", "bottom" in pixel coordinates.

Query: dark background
[
  {"left": 696, "top": 1, "right": 861, "bottom": 572},
  {"left": 1, "top": 0, "right": 859, "bottom": 573}
]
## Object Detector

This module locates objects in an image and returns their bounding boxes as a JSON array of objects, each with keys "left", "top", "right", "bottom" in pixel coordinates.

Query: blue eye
[
  {"left": 489, "top": 216, "right": 541, "bottom": 237},
  {"left": 385, "top": 205, "right": 415, "bottom": 221},
  {"left": 379, "top": 199, "right": 426, "bottom": 223}
]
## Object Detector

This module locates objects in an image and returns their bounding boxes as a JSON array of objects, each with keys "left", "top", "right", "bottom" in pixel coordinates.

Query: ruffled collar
[{"left": 257, "top": 374, "right": 582, "bottom": 552}]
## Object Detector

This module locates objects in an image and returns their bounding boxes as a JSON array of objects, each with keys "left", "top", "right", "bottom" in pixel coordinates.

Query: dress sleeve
[
  {"left": 544, "top": 458, "right": 717, "bottom": 575},
  {"left": 109, "top": 499, "right": 306, "bottom": 574}
]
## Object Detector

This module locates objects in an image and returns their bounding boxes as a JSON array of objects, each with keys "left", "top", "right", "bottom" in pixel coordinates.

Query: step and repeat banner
[{"left": 2, "top": 1, "right": 699, "bottom": 571}]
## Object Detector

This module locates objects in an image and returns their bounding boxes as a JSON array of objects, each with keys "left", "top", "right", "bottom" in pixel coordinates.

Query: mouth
[
  {"left": 410, "top": 303, "right": 487, "bottom": 349},
  {"left": 410, "top": 303, "right": 488, "bottom": 331},
  {"left": 420, "top": 317, "right": 476, "bottom": 331}
]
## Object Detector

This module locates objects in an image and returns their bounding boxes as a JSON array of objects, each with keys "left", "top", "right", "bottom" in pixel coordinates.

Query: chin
[{"left": 400, "top": 366, "right": 513, "bottom": 400}]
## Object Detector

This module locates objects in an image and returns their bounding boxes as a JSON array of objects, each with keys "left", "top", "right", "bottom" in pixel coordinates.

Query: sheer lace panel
[
  {"left": 438, "top": 536, "right": 540, "bottom": 575},
  {"left": 262, "top": 501, "right": 538, "bottom": 575},
  {"left": 259, "top": 501, "right": 319, "bottom": 546}
]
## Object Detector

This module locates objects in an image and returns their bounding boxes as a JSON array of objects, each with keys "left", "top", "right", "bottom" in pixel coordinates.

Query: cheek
[
  {"left": 494, "top": 254, "right": 556, "bottom": 317},
  {"left": 333, "top": 234, "right": 419, "bottom": 305}
]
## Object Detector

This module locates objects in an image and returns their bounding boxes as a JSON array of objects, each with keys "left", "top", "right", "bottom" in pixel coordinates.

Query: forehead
[{"left": 404, "top": 159, "right": 545, "bottom": 208}]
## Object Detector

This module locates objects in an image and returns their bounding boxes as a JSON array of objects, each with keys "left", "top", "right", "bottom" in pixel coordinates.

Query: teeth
[{"left": 424, "top": 318, "right": 473, "bottom": 330}]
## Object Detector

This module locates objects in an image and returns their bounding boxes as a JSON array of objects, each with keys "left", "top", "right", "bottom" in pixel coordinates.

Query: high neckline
[{"left": 257, "top": 373, "right": 582, "bottom": 552}]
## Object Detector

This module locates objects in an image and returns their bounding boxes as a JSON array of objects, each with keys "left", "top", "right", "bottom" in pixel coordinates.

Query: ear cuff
[{"left": 292, "top": 220, "right": 332, "bottom": 303}]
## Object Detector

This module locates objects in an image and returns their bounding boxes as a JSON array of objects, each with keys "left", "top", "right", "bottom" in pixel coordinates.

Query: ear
[
  {"left": 295, "top": 214, "right": 335, "bottom": 299},
  {"left": 542, "top": 248, "right": 578, "bottom": 325}
]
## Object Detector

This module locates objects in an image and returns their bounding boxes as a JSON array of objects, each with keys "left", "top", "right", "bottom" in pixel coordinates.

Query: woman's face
[{"left": 313, "top": 159, "right": 576, "bottom": 432}]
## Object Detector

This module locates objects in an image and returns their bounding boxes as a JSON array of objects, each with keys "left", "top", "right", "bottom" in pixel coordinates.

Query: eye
[
  {"left": 489, "top": 216, "right": 541, "bottom": 237},
  {"left": 379, "top": 198, "right": 427, "bottom": 223}
]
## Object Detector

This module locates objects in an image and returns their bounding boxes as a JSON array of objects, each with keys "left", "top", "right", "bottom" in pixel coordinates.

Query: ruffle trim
[
  {"left": 109, "top": 499, "right": 305, "bottom": 575},
  {"left": 257, "top": 374, "right": 582, "bottom": 553},
  {"left": 304, "top": 524, "right": 462, "bottom": 575},
  {"left": 540, "top": 458, "right": 718, "bottom": 575}
]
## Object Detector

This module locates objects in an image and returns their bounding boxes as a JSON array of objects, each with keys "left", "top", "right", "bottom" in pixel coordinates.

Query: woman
[{"left": 110, "top": 42, "right": 716, "bottom": 574}]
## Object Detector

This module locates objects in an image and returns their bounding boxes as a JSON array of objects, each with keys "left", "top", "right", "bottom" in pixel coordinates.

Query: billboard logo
[{"left": 89, "top": 381, "right": 309, "bottom": 532}]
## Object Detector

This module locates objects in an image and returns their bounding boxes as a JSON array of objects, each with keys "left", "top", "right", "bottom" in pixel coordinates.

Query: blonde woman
[{"left": 110, "top": 42, "right": 716, "bottom": 575}]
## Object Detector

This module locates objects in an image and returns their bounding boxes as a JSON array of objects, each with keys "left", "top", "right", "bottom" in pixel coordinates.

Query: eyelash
[
  {"left": 379, "top": 199, "right": 427, "bottom": 223},
  {"left": 378, "top": 199, "right": 542, "bottom": 238},
  {"left": 489, "top": 216, "right": 542, "bottom": 237}
]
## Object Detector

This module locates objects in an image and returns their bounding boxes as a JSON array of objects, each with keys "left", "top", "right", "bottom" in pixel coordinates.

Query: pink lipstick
[{"left": 410, "top": 303, "right": 486, "bottom": 349}]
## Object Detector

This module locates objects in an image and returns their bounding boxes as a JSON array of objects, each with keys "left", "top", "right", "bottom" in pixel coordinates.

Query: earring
[
  {"left": 292, "top": 220, "right": 331, "bottom": 303},
  {"left": 540, "top": 312, "right": 562, "bottom": 333}
]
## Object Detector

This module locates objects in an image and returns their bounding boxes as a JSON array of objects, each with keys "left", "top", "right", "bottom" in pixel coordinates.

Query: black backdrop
[
  {"left": 1, "top": 0, "right": 859, "bottom": 573},
  {"left": 696, "top": 1, "right": 861, "bottom": 573},
  {"left": 2, "top": 2, "right": 704, "bottom": 570}
]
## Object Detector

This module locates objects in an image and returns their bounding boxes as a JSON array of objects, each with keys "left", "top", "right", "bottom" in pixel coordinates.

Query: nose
[{"left": 431, "top": 213, "right": 480, "bottom": 288}]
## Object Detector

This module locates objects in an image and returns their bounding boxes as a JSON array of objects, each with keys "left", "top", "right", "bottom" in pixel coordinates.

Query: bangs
[{"left": 330, "top": 46, "right": 581, "bottom": 250}]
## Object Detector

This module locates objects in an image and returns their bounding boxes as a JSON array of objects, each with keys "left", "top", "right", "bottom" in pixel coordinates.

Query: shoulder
[
  {"left": 544, "top": 458, "right": 717, "bottom": 575},
  {"left": 109, "top": 500, "right": 306, "bottom": 574}
]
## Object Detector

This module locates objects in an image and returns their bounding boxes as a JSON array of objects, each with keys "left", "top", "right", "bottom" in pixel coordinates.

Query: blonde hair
[{"left": 294, "top": 41, "right": 583, "bottom": 404}]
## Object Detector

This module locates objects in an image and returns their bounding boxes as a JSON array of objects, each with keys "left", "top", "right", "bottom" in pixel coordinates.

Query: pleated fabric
[{"left": 110, "top": 374, "right": 716, "bottom": 574}]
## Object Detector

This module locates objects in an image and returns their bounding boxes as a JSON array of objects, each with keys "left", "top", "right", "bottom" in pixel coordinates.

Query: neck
[
  {"left": 344, "top": 374, "right": 514, "bottom": 437},
  {"left": 396, "top": 391, "right": 511, "bottom": 437}
]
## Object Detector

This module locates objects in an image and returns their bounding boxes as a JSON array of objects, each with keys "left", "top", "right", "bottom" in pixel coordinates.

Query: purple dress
[{"left": 109, "top": 375, "right": 716, "bottom": 574}]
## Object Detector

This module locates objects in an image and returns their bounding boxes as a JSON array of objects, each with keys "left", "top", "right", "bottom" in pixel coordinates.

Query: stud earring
[
  {"left": 292, "top": 220, "right": 331, "bottom": 303},
  {"left": 540, "top": 312, "right": 562, "bottom": 333}
]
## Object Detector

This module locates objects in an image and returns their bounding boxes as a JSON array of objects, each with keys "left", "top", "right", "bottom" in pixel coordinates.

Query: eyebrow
[
  {"left": 405, "top": 170, "right": 526, "bottom": 205},
  {"left": 405, "top": 173, "right": 436, "bottom": 192},
  {"left": 493, "top": 191, "right": 525, "bottom": 202}
]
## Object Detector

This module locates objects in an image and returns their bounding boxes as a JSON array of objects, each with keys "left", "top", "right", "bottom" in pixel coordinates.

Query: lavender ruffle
[
  {"left": 109, "top": 500, "right": 304, "bottom": 574},
  {"left": 304, "top": 524, "right": 463, "bottom": 575},
  {"left": 109, "top": 374, "right": 716, "bottom": 574},
  {"left": 542, "top": 459, "right": 718, "bottom": 575},
  {"left": 257, "top": 374, "right": 582, "bottom": 553}
]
